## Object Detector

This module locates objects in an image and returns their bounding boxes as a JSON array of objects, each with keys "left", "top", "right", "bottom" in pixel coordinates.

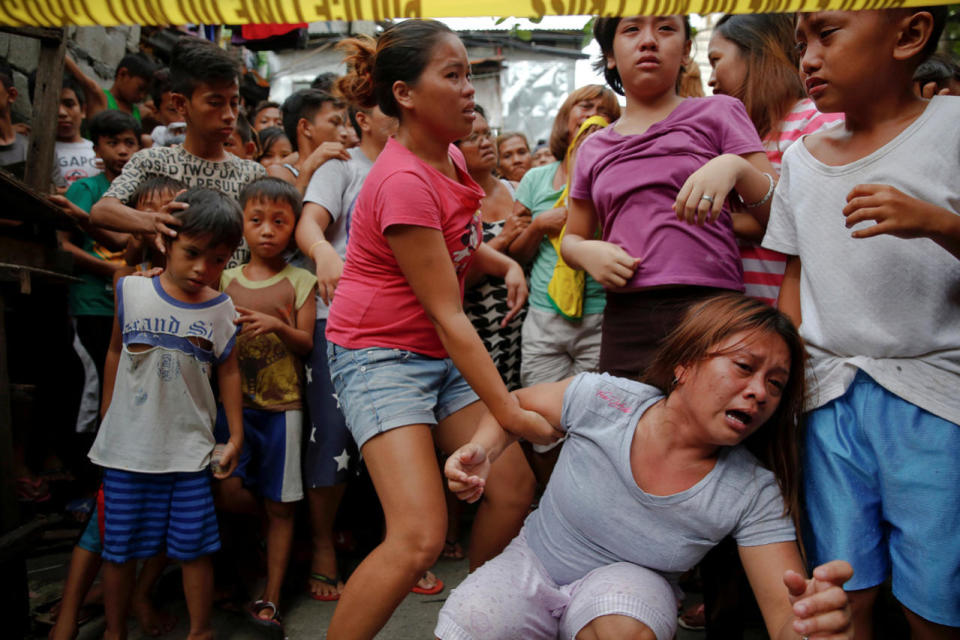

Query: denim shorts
[{"left": 326, "top": 343, "right": 479, "bottom": 450}]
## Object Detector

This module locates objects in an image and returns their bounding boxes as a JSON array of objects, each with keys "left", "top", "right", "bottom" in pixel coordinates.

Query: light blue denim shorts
[{"left": 326, "top": 343, "right": 479, "bottom": 450}]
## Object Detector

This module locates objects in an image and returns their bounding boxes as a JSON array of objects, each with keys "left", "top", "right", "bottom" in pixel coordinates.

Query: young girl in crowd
[
  {"left": 509, "top": 85, "right": 619, "bottom": 389},
  {"left": 562, "top": 16, "right": 777, "bottom": 379},
  {"left": 508, "top": 85, "right": 619, "bottom": 482},
  {"left": 256, "top": 126, "right": 293, "bottom": 170},
  {"left": 437, "top": 293, "right": 854, "bottom": 640},
  {"left": 708, "top": 13, "right": 843, "bottom": 305},
  {"left": 324, "top": 20, "right": 551, "bottom": 639}
]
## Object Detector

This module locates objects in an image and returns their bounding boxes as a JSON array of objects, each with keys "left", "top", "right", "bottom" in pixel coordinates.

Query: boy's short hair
[
  {"left": 117, "top": 53, "right": 157, "bottom": 81},
  {"left": 310, "top": 72, "right": 338, "bottom": 93},
  {"left": 127, "top": 176, "right": 185, "bottom": 208},
  {"left": 171, "top": 187, "right": 244, "bottom": 250},
  {"left": 61, "top": 75, "right": 86, "bottom": 106},
  {"left": 170, "top": 37, "right": 241, "bottom": 98},
  {"left": 150, "top": 67, "right": 172, "bottom": 107},
  {"left": 239, "top": 177, "right": 303, "bottom": 220},
  {"left": 915, "top": 52, "right": 960, "bottom": 86},
  {"left": 0, "top": 57, "right": 13, "bottom": 89},
  {"left": 281, "top": 89, "right": 345, "bottom": 151},
  {"left": 252, "top": 100, "right": 279, "bottom": 120},
  {"left": 89, "top": 110, "right": 142, "bottom": 145}
]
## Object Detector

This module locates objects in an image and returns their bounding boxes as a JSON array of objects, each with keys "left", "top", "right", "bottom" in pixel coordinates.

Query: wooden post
[{"left": 23, "top": 28, "right": 65, "bottom": 195}]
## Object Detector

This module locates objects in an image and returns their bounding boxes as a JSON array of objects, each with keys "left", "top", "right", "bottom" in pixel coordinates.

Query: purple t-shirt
[{"left": 570, "top": 95, "right": 763, "bottom": 291}]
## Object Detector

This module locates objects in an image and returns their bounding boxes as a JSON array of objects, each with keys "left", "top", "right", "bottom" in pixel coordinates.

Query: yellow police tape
[{"left": 0, "top": 0, "right": 951, "bottom": 28}]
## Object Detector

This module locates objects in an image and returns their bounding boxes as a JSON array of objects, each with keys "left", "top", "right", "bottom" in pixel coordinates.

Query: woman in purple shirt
[{"left": 562, "top": 15, "right": 778, "bottom": 379}]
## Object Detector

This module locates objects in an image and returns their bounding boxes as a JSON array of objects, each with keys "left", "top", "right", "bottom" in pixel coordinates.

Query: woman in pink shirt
[
  {"left": 324, "top": 20, "right": 554, "bottom": 639},
  {"left": 562, "top": 15, "right": 777, "bottom": 380}
]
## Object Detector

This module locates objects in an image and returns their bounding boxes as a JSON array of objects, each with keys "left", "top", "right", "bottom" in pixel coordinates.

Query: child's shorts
[
  {"left": 303, "top": 320, "right": 358, "bottom": 488},
  {"left": 214, "top": 406, "right": 304, "bottom": 503},
  {"left": 804, "top": 370, "right": 960, "bottom": 627},
  {"left": 101, "top": 468, "right": 220, "bottom": 563},
  {"left": 76, "top": 487, "right": 104, "bottom": 554},
  {"left": 435, "top": 529, "right": 677, "bottom": 640},
  {"left": 327, "top": 342, "right": 479, "bottom": 450}
]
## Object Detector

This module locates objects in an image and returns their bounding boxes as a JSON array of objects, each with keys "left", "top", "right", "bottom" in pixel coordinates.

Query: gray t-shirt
[
  {"left": 103, "top": 144, "right": 266, "bottom": 267},
  {"left": 88, "top": 276, "right": 238, "bottom": 473},
  {"left": 524, "top": 372, "right": 796, "bottom": 587},
  {"left": 0, "top": 132, "right": 66, "bottom": 188},
  {"left": 301, "top": 146, "right": 375, "bottom": 320},
  {"left": 762, "top": 95, "right": 960, "bottom": 424}
]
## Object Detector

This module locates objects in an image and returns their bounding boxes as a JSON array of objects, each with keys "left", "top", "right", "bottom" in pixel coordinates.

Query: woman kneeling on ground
[{"left": 436, "top": 293, "right": 854, "bottom": 640}]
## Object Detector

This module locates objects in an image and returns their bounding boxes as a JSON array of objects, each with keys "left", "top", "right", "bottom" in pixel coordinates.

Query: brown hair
[
  {"left": 678, "top": 63, "right": 705, "bottom": 98},
  {"left": 643, "top": 293, "right": 807, "bottom": 538},
  {"left": 336, "top": 20, "right": 456, "bottom": 120},
  {"left": 714, "top": 14, "right": 805, "bottom": 140},
  {"left": 548, "top": 85, "right": 621, "bottom": 162},
  {"left": 496, "top": 131, "right": 529, "bottom": 153}
]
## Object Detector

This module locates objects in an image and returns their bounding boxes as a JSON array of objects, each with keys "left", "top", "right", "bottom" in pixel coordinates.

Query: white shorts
[{"left": 435, "top": 529, "right": 677, "bottom": 640}]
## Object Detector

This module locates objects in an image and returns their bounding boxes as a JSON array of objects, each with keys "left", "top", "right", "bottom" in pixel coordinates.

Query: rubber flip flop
[
  {"left": 411, "top": 576, "right": 444, "bottom": 595},
  {"left": 308, "top": 572, "right": 341, "bottom": 602}
]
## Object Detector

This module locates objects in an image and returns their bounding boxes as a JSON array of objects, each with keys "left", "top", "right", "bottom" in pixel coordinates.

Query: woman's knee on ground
[{"left": 575, "top": 615, "right": 656, "bottom": 640}]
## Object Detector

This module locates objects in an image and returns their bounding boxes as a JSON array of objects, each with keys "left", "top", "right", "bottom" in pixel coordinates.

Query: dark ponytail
[{"left": 336, "top": 20, "right": 455, "bottom": 119}]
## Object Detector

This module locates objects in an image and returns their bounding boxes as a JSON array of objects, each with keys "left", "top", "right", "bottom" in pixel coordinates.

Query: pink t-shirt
[
  {"left": 325, "top": 138, "right": 484, "bottom": 358},
  {"left": 741, "top": 98, "right": 844, "bottom": 305},
  {"left": 570, "top": 95, "right": 763, "bottom": 292}
]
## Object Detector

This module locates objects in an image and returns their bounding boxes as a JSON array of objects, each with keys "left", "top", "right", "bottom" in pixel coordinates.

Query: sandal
[
  {"left": 248, "top": 600, "right": 285, "bottom": 639},
  {"left": 411, "top": 572, "right": 444, "bottom": 595},
  {"left": 678, "top": 602, "right": 706, "bottom": 631},
  {"left": 308, "top": 573, "right": 340, "bottom": 602}
]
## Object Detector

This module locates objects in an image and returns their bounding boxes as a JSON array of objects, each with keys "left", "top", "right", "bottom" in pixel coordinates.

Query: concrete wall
[{"left": 0, "top": 26, "right": 139, "bottom": 124}]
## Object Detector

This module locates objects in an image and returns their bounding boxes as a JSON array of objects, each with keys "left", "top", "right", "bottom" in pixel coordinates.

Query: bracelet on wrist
[
  {"left": 744, "top": 171, "right": 775, "bottom": 209},
  {"left": 308, "top": 238, "right": 329, "bottom": 255}
]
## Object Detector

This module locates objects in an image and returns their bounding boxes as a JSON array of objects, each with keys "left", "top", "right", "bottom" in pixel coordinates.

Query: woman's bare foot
[
  {"left": 308, "top": 542, "right": 342, "bottom": 600},
  {"left": 132, "top": 596, "right": 177, "bottom": 636}
]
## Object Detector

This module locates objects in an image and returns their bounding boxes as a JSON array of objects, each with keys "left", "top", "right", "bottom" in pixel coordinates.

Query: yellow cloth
[{"left": 546, "top": 115, "right": 611, "bottom": 320}]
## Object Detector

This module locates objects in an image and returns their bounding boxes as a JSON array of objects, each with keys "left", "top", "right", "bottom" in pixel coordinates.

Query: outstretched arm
[
  {"left": 843, "top": 184, "right": 960, "bottom": 260},
  {"left": 445, "top": 379, "right": 569, "bottom": 502},
  {"left": 740, "top": 542, "right": 854, "bottom": 640},
  {"left": 387, "top": 224, "right": 555, "bottom": 439}
]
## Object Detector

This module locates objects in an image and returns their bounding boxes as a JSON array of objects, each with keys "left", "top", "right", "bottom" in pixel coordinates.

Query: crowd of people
[{"left": 4, "top": 6, "right": 959, "bottom": 640}]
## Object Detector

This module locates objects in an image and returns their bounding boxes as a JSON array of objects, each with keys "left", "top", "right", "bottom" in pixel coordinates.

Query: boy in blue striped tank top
[{"left": 89, "top": 187, "right": 245, "bottom": 640}]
